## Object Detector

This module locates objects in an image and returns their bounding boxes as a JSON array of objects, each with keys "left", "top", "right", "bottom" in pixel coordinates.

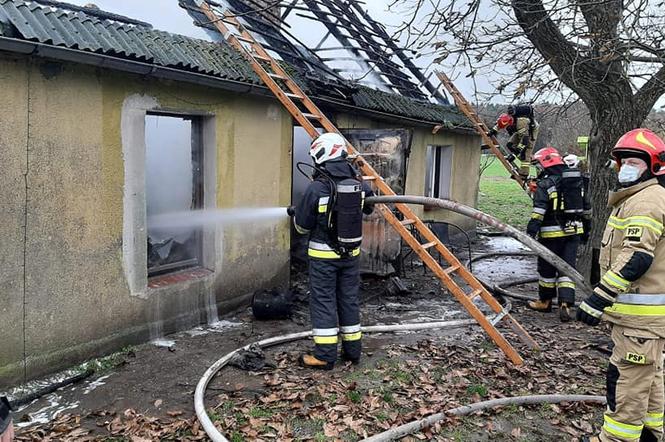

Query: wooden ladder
[
  {"left": 435, "top": 71, "right": 527, "bottom": 190},
  {"left": 195, "top": 1, "right": 538, "bottom": 364}
]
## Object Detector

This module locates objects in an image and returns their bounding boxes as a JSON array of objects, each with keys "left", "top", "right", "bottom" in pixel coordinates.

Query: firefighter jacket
[
  {"left": 526, "top": 167, "right": 586, "bottom": 239},
  {"left": 294, "top": 159, "right": 374, "bottom": 259},
  {"left": 599, "top": 178, "right": 665, "bottom": 335},
  {"left": 506, "top": 117, "right": 540, "bottom": 149}
]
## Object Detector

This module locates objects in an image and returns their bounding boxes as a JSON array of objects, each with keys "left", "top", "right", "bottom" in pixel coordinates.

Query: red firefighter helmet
[
  {"left": 532, "top": 147, "right": 564, "bottom": 168},
  {"left": 612, "top": 129, "right": 665, "bottom": 176},
  {"left": 496, "top": 113, "right": 514, "bottom": 130}
]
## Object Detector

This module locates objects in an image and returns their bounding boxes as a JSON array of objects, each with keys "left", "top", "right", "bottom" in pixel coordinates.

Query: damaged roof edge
[{"left": 0, "top": 36, "right": 473, "bottom": 131}]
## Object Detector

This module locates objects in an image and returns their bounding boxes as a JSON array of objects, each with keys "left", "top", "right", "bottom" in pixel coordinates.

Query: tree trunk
[{"left": 577, "top": 107, "right": 649, "bottom": 279}]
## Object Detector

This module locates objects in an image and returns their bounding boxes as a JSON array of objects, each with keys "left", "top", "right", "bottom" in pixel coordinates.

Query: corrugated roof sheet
[{"left": 0, "top": 0, "right": 472, "bottom": 128}]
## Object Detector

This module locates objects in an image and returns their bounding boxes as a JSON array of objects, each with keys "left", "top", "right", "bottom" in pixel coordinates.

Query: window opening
[
  {"left": 424, "top": 145, "right": 452, "bottom": 199},
  {"left": 145, "top": 114, "right": 203, "bottom": 276}
]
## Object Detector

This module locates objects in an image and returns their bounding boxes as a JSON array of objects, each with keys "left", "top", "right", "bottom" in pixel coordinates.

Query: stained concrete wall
[
  {"left": 335, "top": 113, "right": 482, "bottom": 232},
  {"left": 0, "top": 54, "right": 292, "bottom": 386}
]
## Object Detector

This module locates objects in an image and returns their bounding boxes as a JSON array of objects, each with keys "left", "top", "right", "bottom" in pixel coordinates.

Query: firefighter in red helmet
[
  {"left": 578, "top": 129, "right": 665, "bottom": 442},
  {"left": 487, "top": 104, "right": 540, "bottom": 179},
  {"left": 526, "top": 147, "right": 587, "bottom": 322}
]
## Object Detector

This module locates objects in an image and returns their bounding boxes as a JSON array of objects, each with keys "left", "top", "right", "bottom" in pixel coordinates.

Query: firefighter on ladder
[
  {"left": 288, "top": 132, "right": 374, "bottom": 370},
  {"left": 525, "top": 147, "right": 587, "bottom": 322},
  {"left": 488, "top": 104, "right": 540, "bottom": 180},
  {"left": 577, "top": 129, "right": 665, "bottom": 442}
]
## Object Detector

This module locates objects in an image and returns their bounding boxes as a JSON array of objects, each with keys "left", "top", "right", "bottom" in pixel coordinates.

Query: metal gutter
[{"left": 0, "top": 36, "right": 476, "bottom": 135}]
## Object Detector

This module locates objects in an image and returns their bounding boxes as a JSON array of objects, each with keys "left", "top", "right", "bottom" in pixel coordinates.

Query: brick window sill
[{"left": 148, "top": 267, "right": 213, "bottom": 289}]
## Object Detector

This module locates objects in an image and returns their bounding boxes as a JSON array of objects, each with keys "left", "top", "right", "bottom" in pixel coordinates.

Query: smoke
[{"left": 147, "top": 207, "right": 288, "bottom": 231}]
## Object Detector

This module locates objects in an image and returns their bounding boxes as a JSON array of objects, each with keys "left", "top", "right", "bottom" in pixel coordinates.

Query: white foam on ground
[
  {"left": 16, "top": 394, "right": 80, "bottom": 428},
  {"left": 82, "top": 374, "right": 113, "bottom": 395},
  {"left": 152, "top": 339, "right": 176, "bottom": 348},
  {"left": 208, "top": 320, "right": 243, "bottom": 333}
]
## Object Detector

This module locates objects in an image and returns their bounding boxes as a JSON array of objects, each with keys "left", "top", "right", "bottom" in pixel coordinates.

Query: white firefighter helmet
[
  {"left": 563, "top": 154, "right": 580, "bottom": 168},
  {"left": 310, "top": 132, "right": 347, "bottom": 165}
]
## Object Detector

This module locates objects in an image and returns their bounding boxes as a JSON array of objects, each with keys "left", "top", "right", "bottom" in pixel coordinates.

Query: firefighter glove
[
  {"left": 287, "top": 206, "right": 296, "bottom": 217},
  {"left": 487, "top": 128, "right": 498, "bottom": 137},
  {"left": 576, "top": 287, "right": 614, "bottom": 326}
]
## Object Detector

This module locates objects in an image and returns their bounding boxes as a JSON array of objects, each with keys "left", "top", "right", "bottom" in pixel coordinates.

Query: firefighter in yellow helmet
[{"left": 577, "top": 129, "right": 665, "bottom": 442}]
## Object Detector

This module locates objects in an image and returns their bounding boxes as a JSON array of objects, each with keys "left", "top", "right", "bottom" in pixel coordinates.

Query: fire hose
[
  {"left": 364, "top": 195, "right": 593, "bottom": 296},
  {"left": 195, "top": 318, "right": 502, "bottom": 442},
  {"left": 195, "top": 196, "right": 596, "bottom": 440}
]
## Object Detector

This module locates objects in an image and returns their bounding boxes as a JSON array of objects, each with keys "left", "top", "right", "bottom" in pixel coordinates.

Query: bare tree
[{"left": 393, "top": 0, "right": 665, "bottom": 275}]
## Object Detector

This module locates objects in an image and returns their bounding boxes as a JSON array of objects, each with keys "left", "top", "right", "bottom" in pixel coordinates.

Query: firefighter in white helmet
[{"left": 289, "top": 133, "right": 374, "bottom": 370}]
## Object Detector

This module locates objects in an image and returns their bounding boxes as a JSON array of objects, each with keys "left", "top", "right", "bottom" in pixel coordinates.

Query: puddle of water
[
  {"left": 82, "top": 374, "right": 113, "bottom": 395},
  {"left": 473, "top": 256, "right": 534, "bottom": 282},
  {"left": 482, "top": 236, "right": 529, "bottom": 253},
  {"left": 15, "top": 394, "right": 80, "bottom": 428}
]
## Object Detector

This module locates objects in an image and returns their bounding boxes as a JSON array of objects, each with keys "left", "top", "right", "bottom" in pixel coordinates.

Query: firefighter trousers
[
  {"left": 600, "top": 325, "right": 665, "bottom": 442},
  {"left": 537, "top": 235, "right": 580, "bottom": 305},
  {"left": 308, "top": 256, "right": 361, "bottom": 363}
]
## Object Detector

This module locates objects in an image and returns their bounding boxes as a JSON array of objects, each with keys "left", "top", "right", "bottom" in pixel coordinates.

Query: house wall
[
  {"left": 0, "top": 54, "right": 292, "bottom": 386},
  {"left": 335, "top": 113, "right": 482, "bottom": 232}
]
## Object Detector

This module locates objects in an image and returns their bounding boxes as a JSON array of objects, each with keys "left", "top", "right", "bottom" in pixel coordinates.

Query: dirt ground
[{"left": 10, "top": 235, "right": 612, "bottom": 441}]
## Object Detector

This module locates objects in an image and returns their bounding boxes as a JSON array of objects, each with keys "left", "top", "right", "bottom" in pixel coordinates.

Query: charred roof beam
[
  {"left": 343, "top": 0, "right": 448, "bottom": 104},
  {"left": 300, "top": 0, "right": 424, "bottom": 99}
]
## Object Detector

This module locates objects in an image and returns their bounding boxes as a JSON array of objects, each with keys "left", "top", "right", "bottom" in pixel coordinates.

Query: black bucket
[{"left": 252, "top": 289, "right": 293, "bottom": 320}]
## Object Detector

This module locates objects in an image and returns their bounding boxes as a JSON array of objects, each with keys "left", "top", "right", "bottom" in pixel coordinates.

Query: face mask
[{"left": 618, "top": 164, "right": 643, "bottom": 184}]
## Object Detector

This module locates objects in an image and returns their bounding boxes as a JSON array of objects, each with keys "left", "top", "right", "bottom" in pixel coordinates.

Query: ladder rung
[
  {"left": 252, "top": 53, "right": 272, "bottom": 62},
  {"left": 302, "top": 113, "right": 322, "bottom": 120},
  {"left": 221, "top": 16, "right": 241, "bottom": 27},
  {"left": 401, "top": 219, "right": 416, "bottom": 226},
  {"left": 468, "top": 289, "right": 482, "bottom": 300},
  {"left": 421, "top": 241, "right": 437, "bottom": 250},
  {"left": 285, "top": 92, "right": 304, "bottom": 100},
  {"left": 443, "top": 265, "right": 459, "bottom": 275},
  {"left": 234, "top": 35, "right": 255, "bottom": 44},
  {"left": 268, "top": 72, "right": 288, "bottom": 80}
]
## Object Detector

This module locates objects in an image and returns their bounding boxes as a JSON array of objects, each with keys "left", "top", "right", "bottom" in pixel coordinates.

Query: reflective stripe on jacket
[
  {"left": 526, "top": 171, "right": 583, "bottom": 238},
  {"left": 600, "top": 178, "right": 665, "bottom": 332}
]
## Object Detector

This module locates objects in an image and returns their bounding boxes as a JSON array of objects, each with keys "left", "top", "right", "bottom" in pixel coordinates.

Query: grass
[
  {"left": 478, "top": 155, "right": 533, "bottom": 229},
  {"left": 249, "top": 407, "right": 273, "bottom": 418}
]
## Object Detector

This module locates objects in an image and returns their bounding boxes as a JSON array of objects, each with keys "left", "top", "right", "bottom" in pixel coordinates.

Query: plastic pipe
[
  {"left": 365, "top": 195, "right": 593, "bottom": 295},
  {"left": 195, "top": 317, "right": 498, "bottom": 442},
  {"left": 361, "top": 394, "right": 606, "bottom": 442}
]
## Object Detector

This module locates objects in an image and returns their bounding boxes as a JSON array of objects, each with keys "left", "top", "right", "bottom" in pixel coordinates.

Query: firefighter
[
  {"left": 526, "top": 147, "right": 585, "bottom": 322},
  {"left": 563, "top": 154, "right": 593, "bottom": 244},
  {"left": 0, "top": 396, "right": 13, "bottom": 442},
  {"left": 290, "top": 132, "right": 374, "bottom": 370},
  {"left": 577, "top": 129, "right": 665, "bottom": 442},
  {"left": 488, "top": 104, "right": 540, "bottom": 179}
]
